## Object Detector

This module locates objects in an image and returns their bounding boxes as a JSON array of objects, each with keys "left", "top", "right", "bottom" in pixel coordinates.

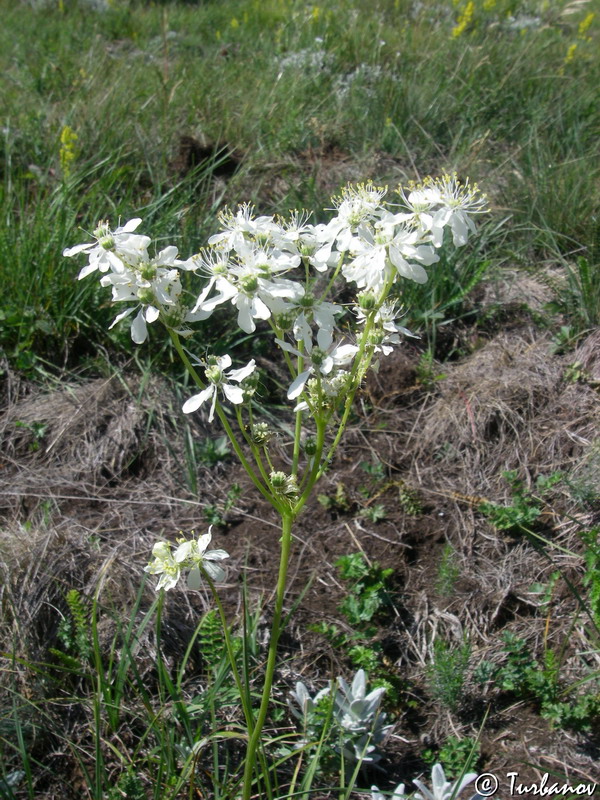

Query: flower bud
[
  {"left": 205, "top": 364, "right": 223, "bottom": 384},
  {"left": 299, "top": 292, "right": 315, "bottom": 308},
  {"left": 139, "top": 263, "right": 157, "bottom": 281},
  {"left": 250, "top": 422, "right": 273, "bottom": 445},
  {"left": 358, "top": 291, "right": 376, "bottom": 310},
  {"left": 137, "top": 287, "right": 155, "bottom": 305},
  {"left": 311, "top": 347, "right": 326, "bottom": 367},
  {"left": 275, "top": 311, "right": 295, "bottom": 331},
  {"left": 304, "top": 437, "right": 318, "bottom": 456},
  {"left": 270, "top": 471, "right": 288, "bottom": 488},
  {"left": 269, "top": 471, "right": 299, "bottom": 499},
  {"left": 240, "top": 275, "right": 259, "bottom": 293}
]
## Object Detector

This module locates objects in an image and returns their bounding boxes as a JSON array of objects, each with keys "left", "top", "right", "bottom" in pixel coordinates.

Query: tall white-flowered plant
[{"left": 65, "top": 175, "right": 487, "bottom": 799}]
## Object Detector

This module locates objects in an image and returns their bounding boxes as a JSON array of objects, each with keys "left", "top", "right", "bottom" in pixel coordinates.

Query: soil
[{"left": 1, "top": 312, "right": 599, "bottom": 798}]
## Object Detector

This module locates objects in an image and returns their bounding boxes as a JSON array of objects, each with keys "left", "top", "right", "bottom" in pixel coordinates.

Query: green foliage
[
  {"left": 318, "top": 482, "right": 352, "bottom": 514},
  {"left": 422, "top": 736, "right": 481, "bottom": 780},
  {"left": 203, "top": 483, "right": 242, "bottom": 528},
  {"left": 359, "top": 503, "right": 388, "bottom": 524},
  {"left": 335, "top": 552, "right": 393, "bottom": 627},
  {"left": 360, "top": 459, "right": 386, "bottom": 481},
  {"left": 54, "top": 588, "right": 92, "bottom": 665},
  {"left": 436, "top": 543, "right": 461, "bottom": 597},
  {"left": 479, "top": 469, "right": 562, "bottom": 533},
  {"left": 398, "top": 483, "right": 424, "bottom": 517},
  {"left": 13, "top": 420, "right": 48, "bottom": 452},
  {"left": 197, "top": 435, "right": 231, "bottom": 466},
  {"left": 474, "top": 632, "right": 600, "bottom": 734},
  {"left": 544, "top": 256, "right": 600, "bottom": 334},
  {"left": 427, "top": 637, "right": 471, "bottom": 713},
  {"left": 581, "top": 527, "right": 600, "bottom": 629},
  {"left": 107, "top": 771, "right": 146, "bottom": 800},
  {"left": 415, "top": 350, "right": 447, "bottom": 390}
]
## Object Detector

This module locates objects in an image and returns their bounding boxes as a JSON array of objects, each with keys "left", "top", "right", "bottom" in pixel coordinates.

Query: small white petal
[
  {"left": 287, "top": 370, "right": 311, "bottom": 400},
  {"left": 121, "top": 218, "right": 143, "bottom": 233},
  {"left": 182, "top": 385, "right": 214, "bottom": 414},
  {"left": 131, "top": 310, "right": 148, "bottom": 343},
  {"left": 222, "top": 384, "right": 245, "bottom": 404},
  {"left": 108, "top": 307, "right": 135, "bottom": 329},
  {"left": 226, "top": 359, "right": 256, "bottom": 382},
  {"left": 187, "top": 565, "right": 202, "bottom": 590}
]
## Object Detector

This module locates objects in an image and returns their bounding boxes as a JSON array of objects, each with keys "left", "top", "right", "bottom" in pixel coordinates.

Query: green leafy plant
[
  {"left": 436, "top": 543, "right": 461, "bottom": 597},
  {"left": 398, "top": 482, "right": 423, "bottom": 516},
  {"left": 318, "top": 482, "right": 353, "bottom": 514},
  {"left": 427, "top": 637, "right": 472, "bottom": 713},
  {"left": 288, "top": 669, "right": 391, "bottom": 769},
  {"left": 544, "top": 255, "right": 600, "bottom": 333},
  {"left": 359, "top": 503, "right": 388, "bottom": 523},
  {"left": 336, "top": 552, "right": 394, "bottom": 627},
  {"left": 13, "top": 420, "right": 48, "bottom": 452},
  {"left": 422, "top": 736, "right": 481, "bottom": 780},
  {"left": 203, "top": 483, "right": 242, "bottom": 528},
  {"left": 479, "top": 470, "right": 562, "bottom": 534},
  {"left": 475, "top": 632, "right": 600, "bottom": 733},
  {"left": 581, "top": 527, "right": 600, "bottom": 629},
  {"left": 360, "top": 458, "right": 386, "bottom": 480},
  {"left": 52, "top": 588, "right": 92, "bottom": 667},
  {"left": 197, "top": 434, "right": 232, "bottom": 465}
]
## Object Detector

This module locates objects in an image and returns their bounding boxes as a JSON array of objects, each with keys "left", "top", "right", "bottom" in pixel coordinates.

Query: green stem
[
  {"left": 293, "top": 414, "right": 327, "bottom": 514},
  {"left": 241, "top": 511, "right": 294, "bottom": 800},
  {"left": 202, "top": 570, "right": 255, "bottom": 737},
  {"left": 168, "top": 328, "right": 283, "bottom": 513},
  {"left": 315, "top": 275, "right": 394, "bottom": 482},
  {"left": 318, "top": 251, "right": 344, "bottom": 303}
]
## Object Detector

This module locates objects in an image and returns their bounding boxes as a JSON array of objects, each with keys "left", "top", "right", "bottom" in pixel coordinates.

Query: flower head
[
  {"left": 182, "top": 354, "right": 256, "bottom": 421},
  {"left": 174, "top": 528, "right": 230, "bottom": 589},
  {"left": 144, "top": 541, "right": 182, "bottom": 591},
  {"left": 145, "top": 528, "right": 229, "bottom": 592},
  {"left": 63, "top": 218, "right": 150, "bottom": 279}
]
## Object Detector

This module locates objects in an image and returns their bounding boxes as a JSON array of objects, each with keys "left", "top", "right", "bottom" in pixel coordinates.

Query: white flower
[
  {"left": 276, "top": 331, "right": 358, "bottom": 400},
  {"left": 64, "top": 218, "right": 151, "bottom": 279},
  {"left": 344, "top": 214, "right": 438, "bottom": 291},
  {"left": 208, "top": 203, "right": 279, "bottom": 251},
  {"left": 403, "top": 174, "right": 488, "bottom": 248},
  {"left": 413, "top": 763, "right": 478, "bottom": 800},
  {"left": 144, "top": 541, "right": 182, "bottom": 591},
  {"left": 99, "top": 246, "right": 183, "bottom": 343},
  {"left": 173, "top": 528, "right": 229, "bottom": 589},
  {"left": 191, "top": 240, "right": 303, "bottom": 334},
  {"left": 182, "top": 354, "right": 256, "bottom": 422}
]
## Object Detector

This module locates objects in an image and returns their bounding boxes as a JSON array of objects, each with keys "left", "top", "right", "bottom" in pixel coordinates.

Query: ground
[{"left": 1, "top": 305, "right": 599, "bottom": 797}]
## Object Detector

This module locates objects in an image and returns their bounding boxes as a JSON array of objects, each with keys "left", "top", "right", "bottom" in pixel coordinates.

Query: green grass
[{"left": 0, "top": 0, "right": 598, "bottom": 372}]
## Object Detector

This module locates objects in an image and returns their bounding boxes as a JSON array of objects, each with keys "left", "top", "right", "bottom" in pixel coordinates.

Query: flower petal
[{"left": 182, "top": 385, "right": 214, "bottom": 414}]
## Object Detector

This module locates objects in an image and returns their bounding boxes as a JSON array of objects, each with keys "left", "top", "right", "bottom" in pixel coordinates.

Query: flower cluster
[
  {"left": 144, "top": 528, "right": 229, "bottom": 591},
  {"left": 64, "top": 176, "right": 486, "bottom": 417}
]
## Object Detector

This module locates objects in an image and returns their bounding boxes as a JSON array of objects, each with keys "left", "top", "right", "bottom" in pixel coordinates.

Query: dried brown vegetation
[{"left": 1, "top": 320, "right": 599, "bottom": 796}]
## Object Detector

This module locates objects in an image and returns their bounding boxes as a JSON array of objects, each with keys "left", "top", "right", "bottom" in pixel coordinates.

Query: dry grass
[{"left": 1, "top": 322, "right": 599, "bottom": 794}]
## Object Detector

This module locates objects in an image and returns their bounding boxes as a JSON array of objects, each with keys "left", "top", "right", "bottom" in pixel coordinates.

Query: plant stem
[
  {"left": 168, "top": 327, "right": 284, "bottom": 513},
  {"left": 241, "top": 511, "right": 294, "bottom": 800}
]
